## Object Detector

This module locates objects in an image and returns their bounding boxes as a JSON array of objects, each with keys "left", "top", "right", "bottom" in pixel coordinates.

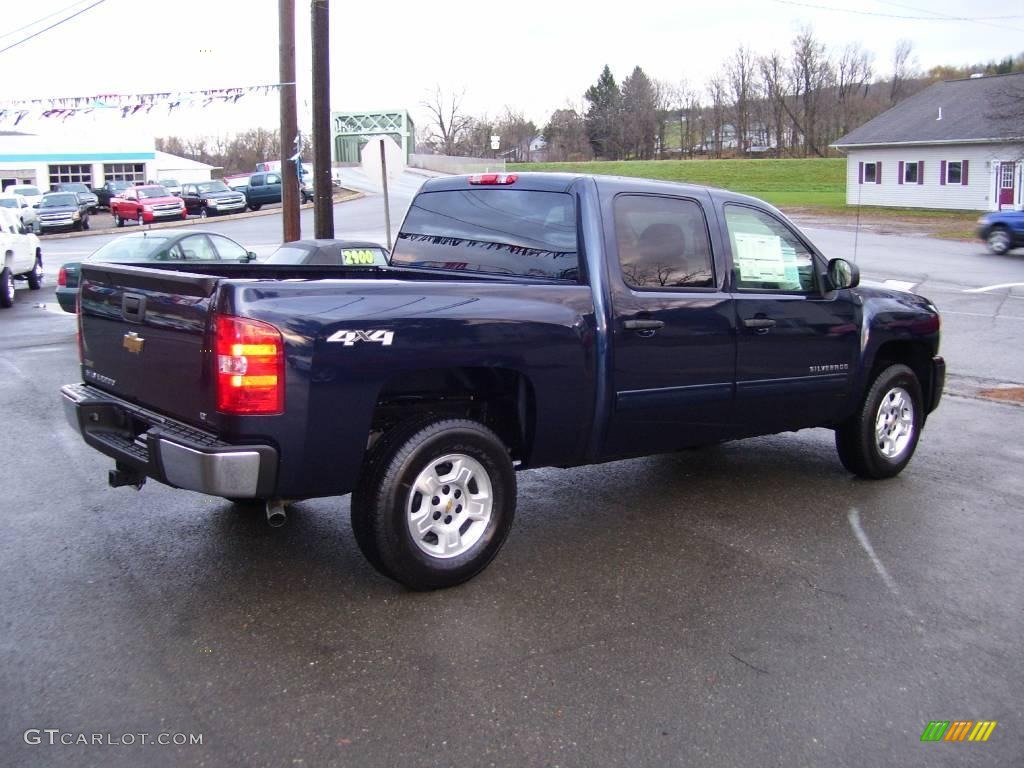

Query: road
[{"left": 2, "top": 176, "right": 1022, "bottom": 767}]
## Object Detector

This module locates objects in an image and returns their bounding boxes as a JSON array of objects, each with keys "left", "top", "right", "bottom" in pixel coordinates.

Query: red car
[{"left": 109, "top": 185, "right": 187, "bottom": 227}]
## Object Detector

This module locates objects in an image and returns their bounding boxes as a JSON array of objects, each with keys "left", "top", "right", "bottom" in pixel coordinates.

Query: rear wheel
[
  {"left": 0, "top": 267, "right": 14, "bottom": 308},
  {"left": 350, "top": 418, "right": 516, "bottom": 590},
  {"left": 987, "top": 226, "right": 1012, "bottom": 255},
  {"left": 835, "top": 363, "right": 923, "bottom": 479},
  {"left": 26, "top": 257, "right": 42, "bottom": 290}
]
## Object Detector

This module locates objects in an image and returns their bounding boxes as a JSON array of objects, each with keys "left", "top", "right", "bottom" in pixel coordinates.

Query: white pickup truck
[{"left": 0, "top": 208, "right": 43, "bottom": 308}]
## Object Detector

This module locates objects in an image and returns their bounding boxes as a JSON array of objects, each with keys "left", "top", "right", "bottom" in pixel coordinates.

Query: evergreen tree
[{"left": 584, "top": 65, "right": 623, "bottom": 160}]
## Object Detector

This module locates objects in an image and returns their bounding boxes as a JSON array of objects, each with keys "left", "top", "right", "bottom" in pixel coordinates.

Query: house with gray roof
[{"left": 831, "top": 72, "right": 1024, "bottom": 211}]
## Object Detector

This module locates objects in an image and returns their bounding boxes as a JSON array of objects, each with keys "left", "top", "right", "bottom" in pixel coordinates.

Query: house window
[
  {"left": 946, "top": 161, "right": 962, "bottom": 185},
  {"left": 903, "top": 162, "right": 918, "bottom": 184},
  {"left": 863, "top": 162, "right": 877, "bottom": 183},
  {"left": 103, "top": 163, "right": 146, "bottom": 184},
  {"left": 47, "top": 164, "right": 92, "bottom": 188}
]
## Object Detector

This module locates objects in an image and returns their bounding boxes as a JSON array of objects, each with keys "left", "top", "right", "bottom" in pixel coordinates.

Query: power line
[
  {"left": 869, "top": 0, "right": 1024, "bottom": 33},
  {"left": 0, "top": 0, "right": 95, "bottom": 41},
  {"left": 0, "top": 0, "right": 107, "bottom": 56},
  {"left": 771, "top": 0, "right": 1024, "bottom": 23}
]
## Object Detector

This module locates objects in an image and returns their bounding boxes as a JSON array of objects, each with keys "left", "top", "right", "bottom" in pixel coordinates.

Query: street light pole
[
  {"left": 279, "top": 0, "right": 300, "bottom": 242},
  {"left": 311, "top": 0, "right": 333, "bottom": 239}
]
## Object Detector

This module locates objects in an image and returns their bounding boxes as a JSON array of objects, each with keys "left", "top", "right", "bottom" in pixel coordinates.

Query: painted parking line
[
  {"left": 882, "top": 279, "right": 918, "bottom": 291},
  {"left": 963, "top": 282, "right": 1024, "bottom": 294}
]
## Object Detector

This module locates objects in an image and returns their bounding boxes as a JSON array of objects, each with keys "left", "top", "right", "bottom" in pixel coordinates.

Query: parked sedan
[
  {"left": 36, "top": 192, "right": 91, "bottom": 233},
  {"left": 265, "top": 239, "right": 389, "bottom": 266},
  {"left": 977, "top": 210, "right": 1024, "bottom": 254},
  {"left": 56, "top": 230, "right": 257, "bottom": 313}
]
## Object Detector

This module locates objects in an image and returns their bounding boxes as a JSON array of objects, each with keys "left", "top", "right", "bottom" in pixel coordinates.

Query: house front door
[{"left": 999, "top": 162, "right": 1016, "bottom": 209}]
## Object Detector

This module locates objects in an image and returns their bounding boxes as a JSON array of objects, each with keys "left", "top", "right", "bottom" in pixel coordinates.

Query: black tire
[
  {"left": 0, "top": 267, "right": 14, "bottom": 308},
  {"left": 199, "top": 207, "right": 209, "bottom": 219},
  {"left": 987, "top": 226, "right": 1012, "bottom": 255},
  {"left": 115, "top": 213, "right": 124, "bottom": 228},
  {"left": 350, "top": 418, "right": 516, "bottom": 590},
  {"left": 81, "top": 217, "right": 90, "bottom": 231},
  {"left": 835, "top": 363, "right": 923, "bottom": 479},
  {"left": 249, "top": 203, "right": 262, "bottom": 212},
  {"left": 26, "top": 256, "right": 42, "bottom": 290},
  {"left": 73, "top": 220, "right": 82, "bottom": 232}
]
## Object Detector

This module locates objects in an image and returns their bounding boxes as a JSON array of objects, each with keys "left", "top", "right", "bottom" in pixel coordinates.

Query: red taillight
[
  {"left": 468, "top": 173, "right": 518, "bottom": 185},
  {"left": 58, "top": 266, "right": 67, "bottom": 286},
  {"left": 214, "top": 315, "right": 284, "bottom": 415}
]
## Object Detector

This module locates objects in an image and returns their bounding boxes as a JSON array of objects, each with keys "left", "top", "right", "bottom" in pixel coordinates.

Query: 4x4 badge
[{"left": 123, "top": 332, "right": 145, "bottom": 354}]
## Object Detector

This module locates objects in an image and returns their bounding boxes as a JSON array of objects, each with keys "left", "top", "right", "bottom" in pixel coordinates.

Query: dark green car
[{"left": 56, "top": 230, "right": 257, "bottom": 313}]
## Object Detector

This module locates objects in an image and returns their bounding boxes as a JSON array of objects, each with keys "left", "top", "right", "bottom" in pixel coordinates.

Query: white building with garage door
[
  {"left": 832, "top": 72, "right": 1024, "bottom": 212},
  {"left": 0, "top": 130, "right": 216, "bottom": 192}
]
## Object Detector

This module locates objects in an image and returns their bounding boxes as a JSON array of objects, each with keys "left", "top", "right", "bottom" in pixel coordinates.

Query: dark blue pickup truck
[{"left": 61, "top": 173, "right": 945, "bottom": 590}]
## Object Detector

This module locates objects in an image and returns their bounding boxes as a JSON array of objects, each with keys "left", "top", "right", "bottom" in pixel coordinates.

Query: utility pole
[
  {"left": 311, "top": 0, "right": 333, "bottom": 239},
  {"left": 279, "top": 0, "right": 300, "bottom": 242}
]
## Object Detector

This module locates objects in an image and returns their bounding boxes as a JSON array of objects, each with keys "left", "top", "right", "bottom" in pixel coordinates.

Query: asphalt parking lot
[{"left": 2, "top": 188, "right": 1023, "bottom": 767}]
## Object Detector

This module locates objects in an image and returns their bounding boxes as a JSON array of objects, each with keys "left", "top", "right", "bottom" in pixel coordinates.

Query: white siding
[{"left": 844, "top": 143, "right": 1024, "bottom": 211}]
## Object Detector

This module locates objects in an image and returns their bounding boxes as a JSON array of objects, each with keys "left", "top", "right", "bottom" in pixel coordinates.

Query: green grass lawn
[{"left": 508, "top": 158, "right": 847, "bottom": 208}]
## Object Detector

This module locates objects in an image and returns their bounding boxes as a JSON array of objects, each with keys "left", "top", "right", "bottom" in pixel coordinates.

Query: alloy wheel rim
[
  {"left": 406, "top": 453, "right": 493, "bottom": 559},
  {"left": 990, "top": 231, "right": 1009, "bottom": 252},
  {"left": 875, "top": 386, "right": 915, "bottom": 459}
]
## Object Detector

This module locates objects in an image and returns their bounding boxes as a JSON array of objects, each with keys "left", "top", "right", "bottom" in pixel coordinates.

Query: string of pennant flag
[{"left": 0, "top": 82, "right": 294, "bottom": 125}]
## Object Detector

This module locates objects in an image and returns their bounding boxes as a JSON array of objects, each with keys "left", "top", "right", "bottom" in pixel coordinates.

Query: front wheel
[
  {"left": 987, "top": 227, "right": 1012, "bottom": 255},
  {"left": 199, "top": 207, "right": 208, "bottom": 219},
  {"left": 248, "top": 203, "right": 262, "bottom": 211},
  {"left": 81, "top": 217, "right": 90, "bottom": 231},
  {"left": 350, "top": 418, "right": 516, "bottom": 590},
  {"left": 835, "top": 363, "right": 923, "bottom": 479},
  {"left": 114, "top": 213, "right": 124, "bottom": 228},
  {"left": 0, "top": 267, "right": 14, "bottom": 308}
]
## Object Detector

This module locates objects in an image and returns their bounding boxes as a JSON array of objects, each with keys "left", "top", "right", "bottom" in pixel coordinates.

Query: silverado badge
[{"left": 123, "top": 332, "right": 145, "bottom": 354}]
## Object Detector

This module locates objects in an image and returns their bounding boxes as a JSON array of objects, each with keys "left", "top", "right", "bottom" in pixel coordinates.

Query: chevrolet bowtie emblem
[{"left": 123, "top": 332, "right": 145, "bottom": 354}]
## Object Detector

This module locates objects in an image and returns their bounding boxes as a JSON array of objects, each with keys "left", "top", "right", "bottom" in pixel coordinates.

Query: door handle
[
  {"left": 743, "top": 317, "right": 777, "bottom": 330},
  {"left": 624, "top": 319, "right": 665, "bottom": 330}
]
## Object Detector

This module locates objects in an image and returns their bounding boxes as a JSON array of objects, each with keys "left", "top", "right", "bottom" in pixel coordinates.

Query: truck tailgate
[{"left": 79, "top": 263, "right": 220, "bottom": 428}]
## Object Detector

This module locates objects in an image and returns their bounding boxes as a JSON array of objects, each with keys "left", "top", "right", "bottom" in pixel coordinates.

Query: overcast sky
[{"left": 1, "top": 0, "right": 1021, "bottom": 140}]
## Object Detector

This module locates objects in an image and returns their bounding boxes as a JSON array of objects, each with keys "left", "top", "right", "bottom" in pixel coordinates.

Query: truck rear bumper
[{"left": 61, "top": 383, "right": 277, "bottom": 498}]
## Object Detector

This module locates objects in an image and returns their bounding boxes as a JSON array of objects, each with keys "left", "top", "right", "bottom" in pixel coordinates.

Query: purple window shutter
[
  {"left": 876, "top": 160, "right": 882, "bottom": 184},
  {"left": 940, "top": 160, "right": 947, "bottom": 185},
  {"left": 898, "top": 161, "right": 904, "bottom": 185},
  {"left": 917, "top": 161, "right": 924, "bottom": 184},
  {"left": 858, "top": 161, "right": 864, "bottom": 184},
  {"left": 962, "top": 159, "right": 969, "bottom": 185}
]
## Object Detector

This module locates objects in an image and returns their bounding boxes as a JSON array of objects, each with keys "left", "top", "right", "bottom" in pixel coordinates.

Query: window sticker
[
  {"left": 733, "top": 232, "right": 787, "bottom": 282},
  {"left": 342, "top": 248, "right": 380, "bottom": 265}
]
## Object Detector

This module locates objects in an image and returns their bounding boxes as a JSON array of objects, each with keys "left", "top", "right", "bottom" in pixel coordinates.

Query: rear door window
[
  {"left": 614, "top": 194, "right": 714, "bottom": 289},
  {"left": 391, "top": 189, "right": 579, "bottom": 280}
]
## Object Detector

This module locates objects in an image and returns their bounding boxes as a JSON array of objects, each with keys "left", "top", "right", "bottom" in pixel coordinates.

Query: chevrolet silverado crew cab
[
  {"left": 110, "top": 185, "right": 186, "bottom": 226},
  {"left": 62, "top": 173, "right": 945, "bottom": 590},
  {"left": 0, "top": 208, "right": 44, "bottom": 307}
]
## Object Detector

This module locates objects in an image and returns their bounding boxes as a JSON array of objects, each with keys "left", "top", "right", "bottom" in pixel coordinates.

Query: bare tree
[
  {"left": 727, "top": 46, "right": 759, "bottom": 154},
  {"left": 422, "top": 86, "right": 474, "bottom": 155},
  {"left": 790, "top": 27, "right": 833, "bottom": 157},
  {"left": 835, "top": 44, "right": 874, "bottom": 140},
  {"left": 707, "top": 75, "right": 728, "bottom": 158},
  {"left": 890, "top": 40, "right": 917, "bottom": 104}
]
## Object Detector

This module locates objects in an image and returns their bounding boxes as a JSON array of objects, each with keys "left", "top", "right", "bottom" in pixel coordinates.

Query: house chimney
[{"left": 937, "top": 107, "right": 943, "bottom": 121}]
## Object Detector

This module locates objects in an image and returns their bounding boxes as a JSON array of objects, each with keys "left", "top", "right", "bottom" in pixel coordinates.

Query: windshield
[
  {"left": 197, "top": 182, "right": 230, "bottom": 193},
  {"left": 138, "top": 187, "right": 169, "bottom": 199},
  {"left": 13, "top": 187, "right": 41, "bottom": 197},
  {"left": 0, "top": 199, "right": 18, "bottom": 209},
  {"left": 42, "top": 193, "right": 79, "bottom": 207},
  {"left": 110, "top": 182, "right": 130, "bottom": 190},
  {"left": 265, "top": 245, "right": 312, "bottom": 265},
  {"left": 87, "top": 236, "right": 172, "bottom": 262},
  {"left": 61, "top": 183, "right": 90, "bottom": 193},
  {"left": 160, "top": 179, "right": 179, "bottom": 187}
]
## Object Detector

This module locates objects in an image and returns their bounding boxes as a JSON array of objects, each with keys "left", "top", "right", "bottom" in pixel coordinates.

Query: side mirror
[
  {"left": 247, "top": 251, "right": 258, "bottom": 262},
  {"left": 826, "top": 258, "right": 860, "bottom": 290},
  {"left": 32, "top": 203, "right": 39, "bottom": 209}
]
